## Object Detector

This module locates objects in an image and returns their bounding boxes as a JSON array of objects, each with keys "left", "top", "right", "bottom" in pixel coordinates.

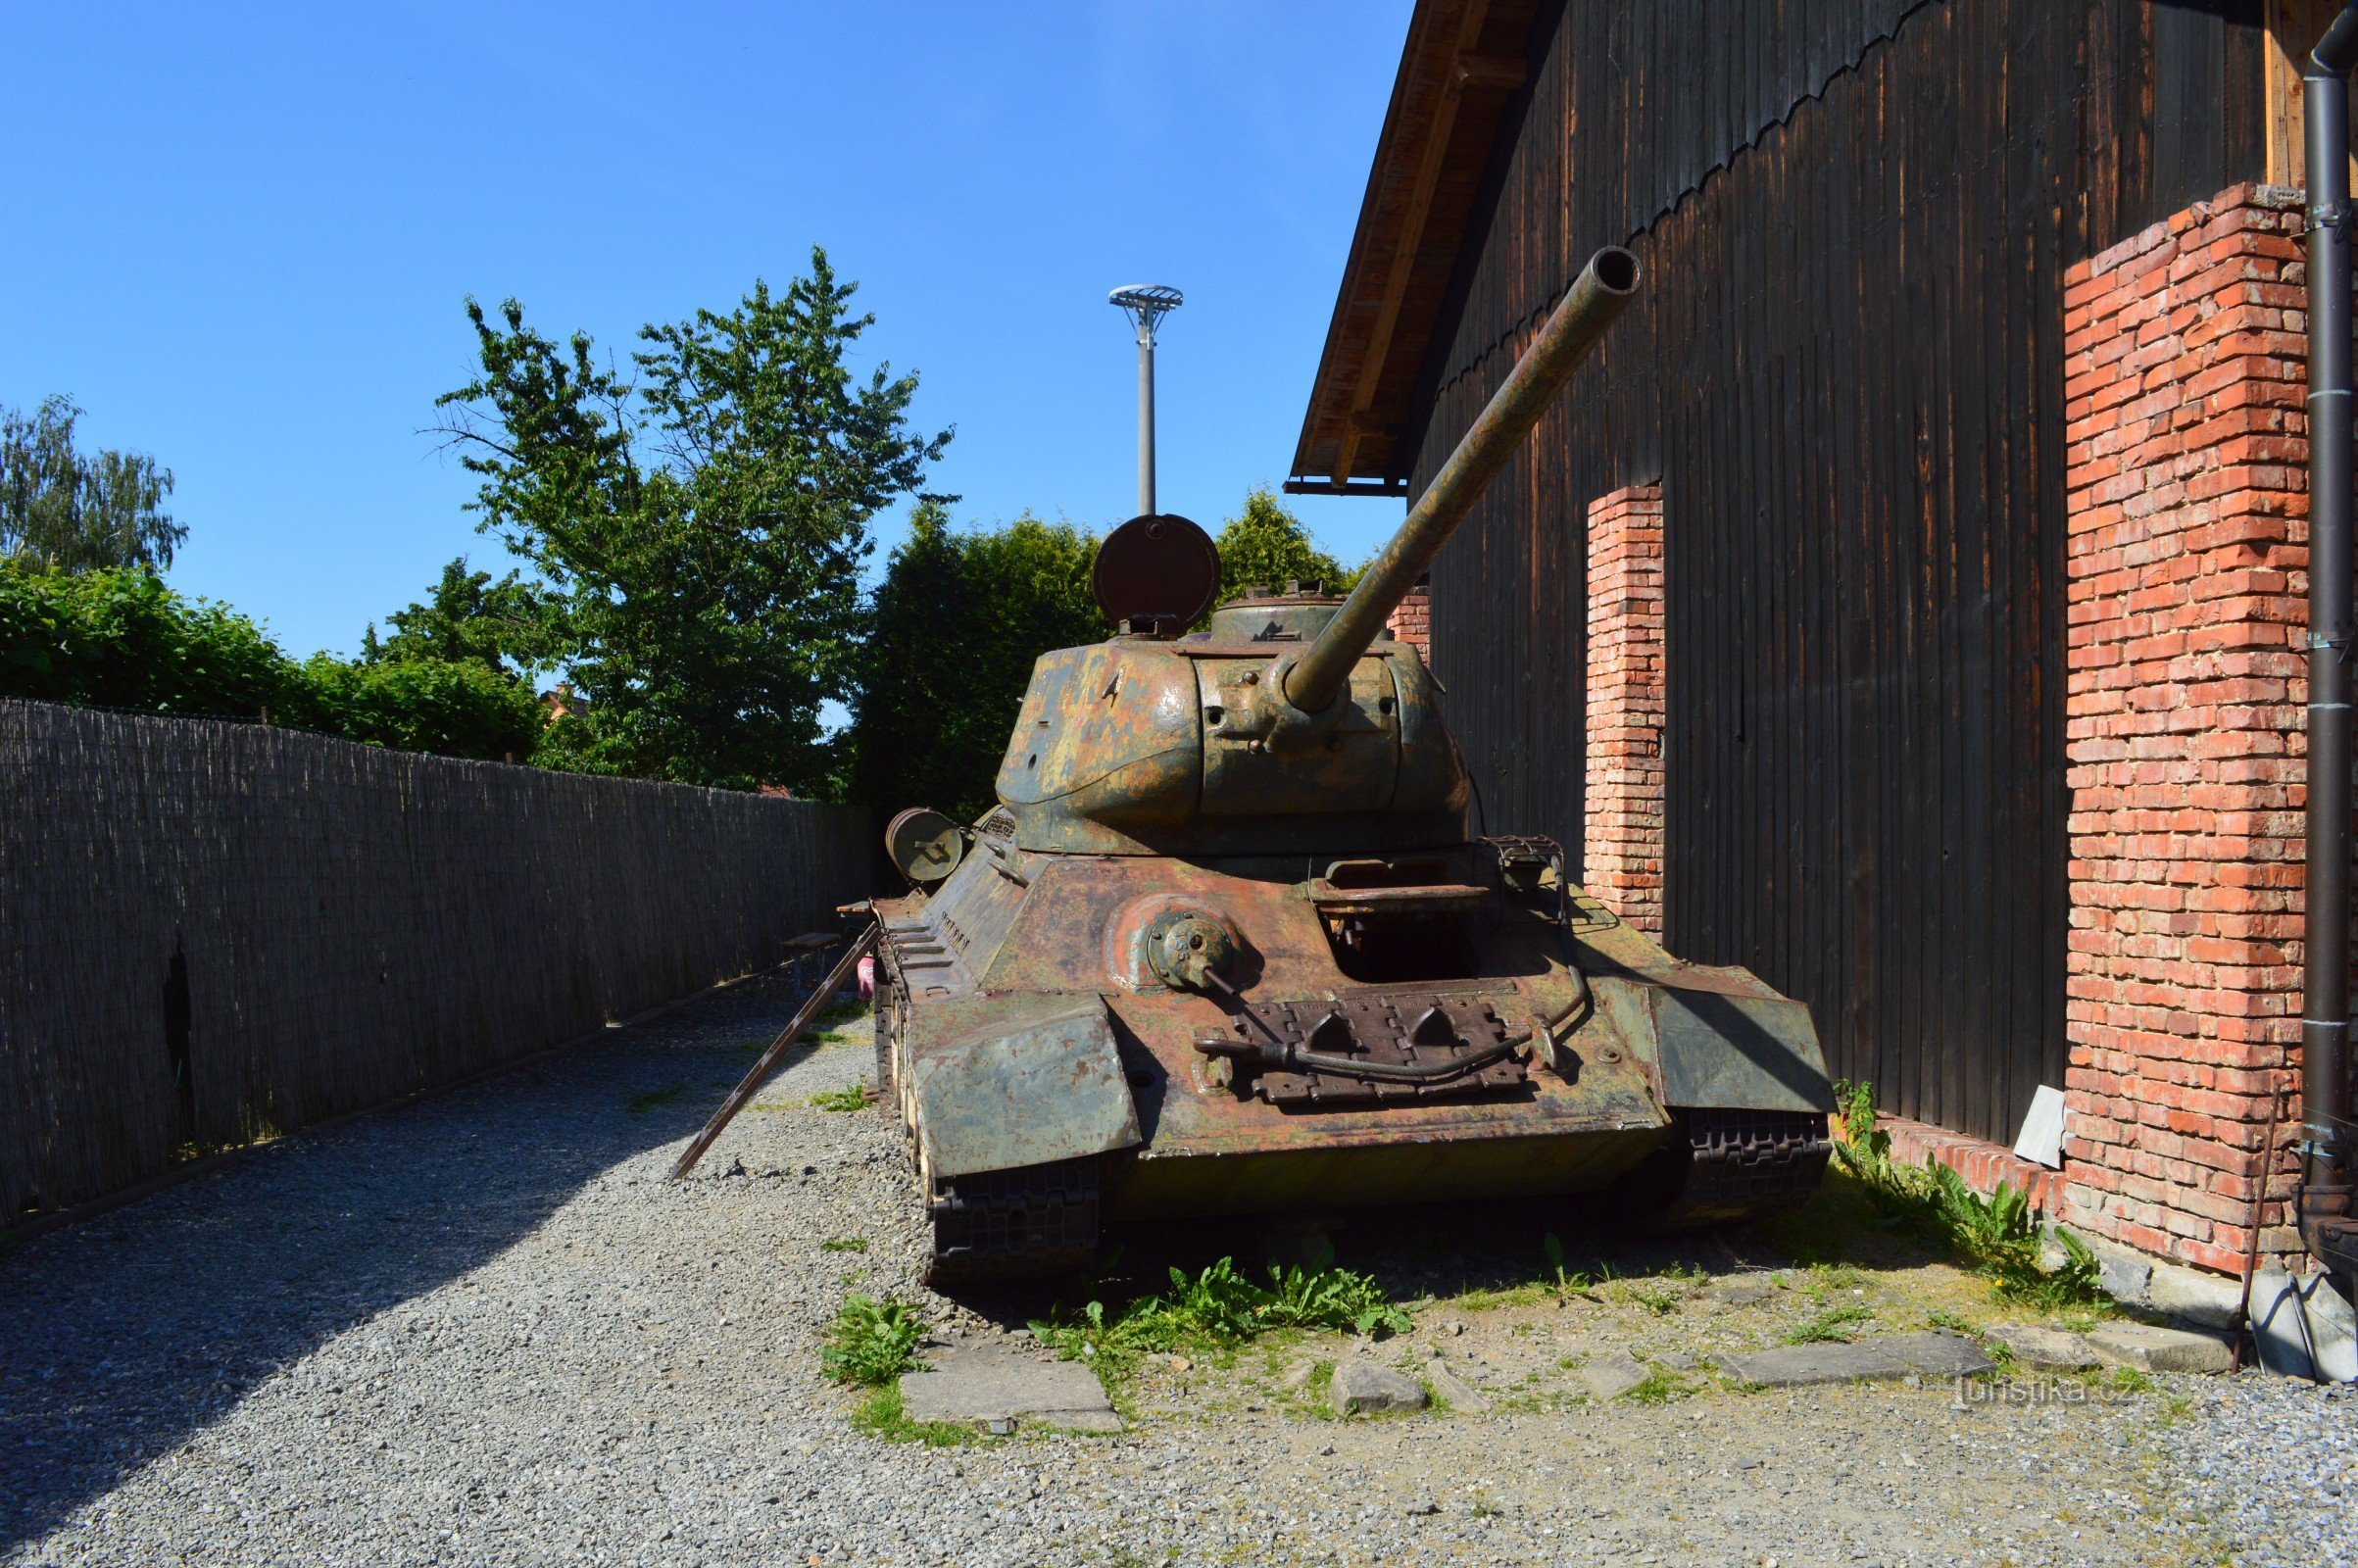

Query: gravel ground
[{"left": 4, "top": 975, "right": 2352, "bottom": 1568}]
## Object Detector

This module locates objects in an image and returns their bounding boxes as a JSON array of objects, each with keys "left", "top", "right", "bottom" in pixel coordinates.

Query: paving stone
[
  {"left": 1580, "top": 1349, "right": 1651, "bottom": 1399},
  {"left": 1884, "top": 1331, "right": 1998, "bottom": 1378},
  {"left": 1703, "top": 1273, "right": 1783, "bottom": 1306},
  {"left": 898, "top": 1342, "right": 1121, "bottom": 1432},
  {"left": 2085, "top": 1321, "right": 2235, "bottom": 1375},
  {"left": 1986, "top": 1322, "right": 2099, "bottom": 1371},
  {"left": 1719, "top": 1332, "right": 1992, "bottom": 1389},
  {"left": 1424, "top": 1359, "right": 1489, "bottom": 1412},
  {"left": 1329, "top": 1356, "right": 1427, "bottom": 1415}
]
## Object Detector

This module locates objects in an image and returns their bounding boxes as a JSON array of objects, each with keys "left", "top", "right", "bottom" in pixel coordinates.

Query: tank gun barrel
[{"left": 1281, "top": 246, "right": 1642, "bottom": 715}]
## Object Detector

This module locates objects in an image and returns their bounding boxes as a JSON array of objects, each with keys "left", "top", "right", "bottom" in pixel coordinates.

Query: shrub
[
  {"left": 820, "top": 1295, "right": 925, "bottom": 1386},
  {"left": 0, "top": 560, "right": 542, "bottom": 761}
]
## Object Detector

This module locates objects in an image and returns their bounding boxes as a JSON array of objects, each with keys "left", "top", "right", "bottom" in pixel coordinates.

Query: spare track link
[
  {"left": 923, "top": 1158, "right": 1100, "bottom": 1285},
  {"left": 1671, "top": 1107, "right": 1831, "bottom": 1222}
]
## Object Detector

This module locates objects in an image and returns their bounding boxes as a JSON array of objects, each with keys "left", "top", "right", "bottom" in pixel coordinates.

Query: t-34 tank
[{"left": 871, "top": 248, "right": 1832, "bottom": 1283}]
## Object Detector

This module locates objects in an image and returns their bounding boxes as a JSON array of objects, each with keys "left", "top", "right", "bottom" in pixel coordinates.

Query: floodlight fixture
[{"left": 1109, "top": 283, "right": 1184, "bottom": 514}]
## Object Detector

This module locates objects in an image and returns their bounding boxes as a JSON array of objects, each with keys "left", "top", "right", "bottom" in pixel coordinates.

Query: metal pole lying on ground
[{"left": 668, "top": 923, "right": 879, "bottom": 1181}]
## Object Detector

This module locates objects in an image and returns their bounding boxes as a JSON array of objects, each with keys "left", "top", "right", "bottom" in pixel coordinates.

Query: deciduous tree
[
  {"left": 435, "top": 251, "right": 949, "bottom": 793},
  {"left": 0, "top": 397, "right": 183, "bottom": 572}
]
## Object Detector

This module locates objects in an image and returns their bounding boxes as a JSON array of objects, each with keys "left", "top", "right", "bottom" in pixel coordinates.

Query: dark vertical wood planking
[{"left": 1414, "top": 0, "right": 2265, "bottom": 1144}]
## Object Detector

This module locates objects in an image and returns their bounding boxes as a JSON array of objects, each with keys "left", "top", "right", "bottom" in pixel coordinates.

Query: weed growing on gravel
[
  {"left": 819, "top": 1237, "right": 868, "bottom": 1253},
  {"left": 808, "top": 1083, "right": 870, "bottom": 1112},
  {"left": 1831, "top": 1079, "right": 2105, "bottom": 1308},
  {"left": 1034, "top": 1258, "right": 1415, "bottom": 1375},
  {"left": 820, "top": 1295, "right": 924, "bottom": 1386},
  {"left": 625, "top": 1086, "right": 687, "bottom": 1114},
  {"left": 1625, "top": 1366, "right": 1691, "bottom": 1405},
  {"left": 849, "top": 1382, "right": 986, "bottom": 1446},
  {"left": 1783, "top": 1303, "right": 1876, "bottom": 1345}
]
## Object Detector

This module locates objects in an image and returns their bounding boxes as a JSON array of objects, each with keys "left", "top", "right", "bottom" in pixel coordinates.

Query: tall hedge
[{"left": 0, "top": 561, "right": 543, "bottom": 760}]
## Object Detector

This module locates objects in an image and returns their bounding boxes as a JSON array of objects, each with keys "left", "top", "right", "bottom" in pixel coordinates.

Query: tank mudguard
[
  {"left": 906, "top": 992, "right": 1143, "bottom": 1180},
  {"left": 1591, "top": 975, "right": 1835, "bottom": 1115}
]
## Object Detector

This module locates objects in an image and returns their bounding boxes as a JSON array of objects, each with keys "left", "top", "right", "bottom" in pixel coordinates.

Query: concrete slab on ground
[
  {"left": 1719, "top": 1331, "right": 1993, "bottom": 1389},
  {"left": 2084, "top": 1322, "right": 2234, "bottom": 1376},
  {"left": 1580, "top": 1349, "right": 1652, "bottom": 1400},
  {"left": 899, "top": 1342, "right": 1121, "bottom": 1432},
  {"left": 1985, "top": 1322, "right": 2099, "bottom": 1371}
]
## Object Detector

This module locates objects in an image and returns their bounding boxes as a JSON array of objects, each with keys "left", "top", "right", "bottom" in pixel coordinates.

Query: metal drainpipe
[{"left": 2301, "top": 5, "right": 2358, "bottom": 1280}]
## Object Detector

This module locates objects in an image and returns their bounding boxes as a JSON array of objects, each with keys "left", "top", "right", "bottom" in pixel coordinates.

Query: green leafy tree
[
  {"left": 848, "top": 504, "right": 1102, "bottom": 824},
  {"left": 0, "top": 397, "right": 183, "bottom": 572},
  {"left": 1211, "top": 487, "right": 1359, "bottom": 604},
  {"left": 361, "top": 557, "right": 556, "bottom": 676},
  {"left": 434, "top": 250, "right": 950, "bottom": 793}
]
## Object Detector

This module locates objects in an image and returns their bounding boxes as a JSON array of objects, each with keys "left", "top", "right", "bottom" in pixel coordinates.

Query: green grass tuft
[
  {"left": 808, "top": 1083, "right": 871, "bottom": 1113},
  {"left": 1033, "top": 1257, "right": 1414, "bottom": 1379},
  {"left": 849, "top": 1382, "right": 987, "bottom": 1446},
  {"left": 819, "top": 1236, "right": 869, "bottom": 1253},
  {"left": 1783, "top": 1303, "right": 1876, "bottom": 1345}
]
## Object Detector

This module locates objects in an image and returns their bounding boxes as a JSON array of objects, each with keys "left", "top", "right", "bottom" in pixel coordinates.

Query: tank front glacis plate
[{"left": 876, "top": 846, "right": 1679, "bottom": 1222}]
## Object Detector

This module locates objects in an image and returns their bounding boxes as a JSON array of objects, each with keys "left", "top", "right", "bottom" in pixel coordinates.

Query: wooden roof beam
[{"left": 1330, "top": 0, "right": 1496, "bottom": 487}]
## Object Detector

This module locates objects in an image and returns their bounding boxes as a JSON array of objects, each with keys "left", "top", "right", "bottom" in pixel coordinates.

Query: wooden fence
[{"left": 0, "top": 699, "right": 873, "bottom": 1222}]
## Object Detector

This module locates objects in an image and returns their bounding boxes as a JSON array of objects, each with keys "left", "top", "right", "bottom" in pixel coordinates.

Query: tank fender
[
  {"left": 906, "top": 992, "right": 1143, "bottom": 1180},
  {"left": 1590, "top": 975, "right": 1834, "bottom": 1115}
]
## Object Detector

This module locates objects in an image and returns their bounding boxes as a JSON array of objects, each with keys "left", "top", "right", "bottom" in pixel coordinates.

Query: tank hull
[{"left": 873, "top": 828, "right": 1833, "bottom": 1281}]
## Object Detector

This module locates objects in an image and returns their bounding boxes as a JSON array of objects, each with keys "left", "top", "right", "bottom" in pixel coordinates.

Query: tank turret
[{"left": 997, "top": 248, "right": 1641, "bottom": 857}]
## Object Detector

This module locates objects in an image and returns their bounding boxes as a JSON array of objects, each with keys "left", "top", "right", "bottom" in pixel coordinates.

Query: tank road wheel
[
  {"left": 921, "top": 1158, "right": 1101, "bottom": 1287},
  {"left": 1598, "top": 1108, "right": 1832, "bottom": 1229}
]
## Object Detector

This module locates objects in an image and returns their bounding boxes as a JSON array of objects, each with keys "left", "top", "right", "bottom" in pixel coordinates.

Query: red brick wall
[
  {"left": 2060, "top": 182, "right": 2310, "bottom": 1275},
  {"left": 1584, "top": 484, "right": 1666, "bottom": 935},
  {"left": 1386, "top": 584, "right": 1430, "bottom": 661}
]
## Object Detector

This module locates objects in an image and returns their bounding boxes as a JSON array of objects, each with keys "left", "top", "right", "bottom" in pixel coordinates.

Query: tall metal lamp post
[{"left": 1109, "top": 284, "right": 1183, "bottom": 515}]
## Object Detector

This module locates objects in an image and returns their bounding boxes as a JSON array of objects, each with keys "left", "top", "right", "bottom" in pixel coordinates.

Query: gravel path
[{"left": 4, "top": 976, "right": 2351, "bottom": 1568}]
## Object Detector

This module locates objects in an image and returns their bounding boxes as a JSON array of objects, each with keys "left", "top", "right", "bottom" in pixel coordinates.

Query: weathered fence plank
[{"left": 0, "top": 699, "right": 872, "bottom": 1221}]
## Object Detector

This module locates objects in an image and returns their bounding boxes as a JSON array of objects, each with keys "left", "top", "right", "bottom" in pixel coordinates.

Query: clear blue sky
[{"left": 0, "top": 2, "right": 1414, "bottom": 662}]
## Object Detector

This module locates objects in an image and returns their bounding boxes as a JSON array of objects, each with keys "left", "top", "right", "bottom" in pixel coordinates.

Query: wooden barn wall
[{"left": 1408, "top": 0, "right": 2266, "bottom": 1144}]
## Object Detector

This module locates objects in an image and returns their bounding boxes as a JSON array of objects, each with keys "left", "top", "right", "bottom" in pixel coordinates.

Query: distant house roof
[{"left": 1285, "top": 0, "right": 1547, "bottom": 497}]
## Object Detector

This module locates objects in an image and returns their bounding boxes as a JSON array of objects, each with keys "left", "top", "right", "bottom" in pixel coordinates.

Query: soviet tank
[{"left": 869, "top": 248, "right": 1833, "bottom": 1284}]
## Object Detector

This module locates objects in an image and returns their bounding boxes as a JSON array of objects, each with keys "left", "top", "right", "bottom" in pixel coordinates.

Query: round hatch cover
[
  {"left": 1092, "top": 513, "right": 1220, "bottom": 633},
  {"left": 884, "top": 807, "right": 966, "bottom": 887}
]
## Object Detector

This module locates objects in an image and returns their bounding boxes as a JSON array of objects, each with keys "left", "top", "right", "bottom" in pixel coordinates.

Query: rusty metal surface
[
  {"left": 990, "top": 608, "right": 1467, "bottom": 857},
  {"left": 872, "top": 845, "right": 1710, "bottom": 1223},
  {"left": 1091, "top": 513, "right": 1221, "bottom": 632},
  {"left": 902, "top": 992, "right": 1141, "bottom": 1181},
  {"left": 1195, "top": 993, "right": 1529, "bottom": 1107}
]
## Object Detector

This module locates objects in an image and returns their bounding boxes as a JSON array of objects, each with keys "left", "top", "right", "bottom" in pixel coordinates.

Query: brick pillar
[
  {"left": 1584, "top": 483, "right": 1666, "bottom": 935},
  {"left": 2060, "top": 183, "right": 2311, "bottom": 1275},
  {"left": 1386, "top": 581, "right": 1430, "bottom": 661}
]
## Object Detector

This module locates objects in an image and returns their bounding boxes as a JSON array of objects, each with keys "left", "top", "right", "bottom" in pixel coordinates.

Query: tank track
[
  {"left": 1669, "top": 1107, "right": 1832, "bottom": 1222},
  {"left": 923, "top": 1158, "right": 1100, "bottom": 1286}
]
